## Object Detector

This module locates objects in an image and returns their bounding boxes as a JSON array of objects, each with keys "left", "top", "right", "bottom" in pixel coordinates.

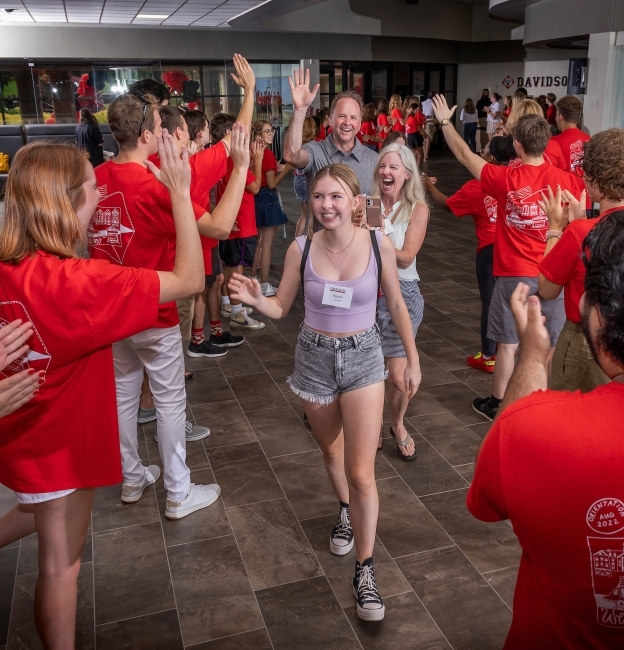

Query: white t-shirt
[
  {"left": 460, "top": 109, "right": 478, "bottom": 124},
  {"left": 421, "top": 99, "right": 434, "bottom": 122},
  {"left": 487, "top": 101, "right": 502, "bottom": 123}
]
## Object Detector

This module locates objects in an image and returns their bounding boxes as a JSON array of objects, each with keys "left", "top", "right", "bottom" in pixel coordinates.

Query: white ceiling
[{"left": 0, "top": 0, "right": 271, "bottom": 27}]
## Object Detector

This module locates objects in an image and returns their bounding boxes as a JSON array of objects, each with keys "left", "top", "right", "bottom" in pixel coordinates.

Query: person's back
[{"left": 75, "top": 121, "right": 104, "bottom": 167}]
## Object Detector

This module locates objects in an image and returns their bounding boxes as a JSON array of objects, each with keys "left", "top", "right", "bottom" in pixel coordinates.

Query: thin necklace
[{"left": 322, "top": 227, "right": 357, "bottom": 270}]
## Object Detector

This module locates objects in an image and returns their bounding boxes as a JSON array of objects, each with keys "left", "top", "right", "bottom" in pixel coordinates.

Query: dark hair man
[
  {"left": 552, "top": 95, "right": 591, "bottom": 173},
  {"left": 476, "top": 88, "right": 491, "bottom": 149},
  {"left": 127, "top": 77, "right": 171, "bottom": 105},
  {"left": 468, "top": 211, "right": 624, "bottom": 648}
]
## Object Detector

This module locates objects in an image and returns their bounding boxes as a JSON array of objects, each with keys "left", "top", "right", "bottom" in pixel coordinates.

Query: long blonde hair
[
  {"left": 0, "top": 141, "right": 89, "bottom": 264},
  {"left": 506, "top": 99, "right": 544, "bottom": 128},
  {"left": 373, "top": 143, "right": 428, "bottom": 224},
  {"left": 389, "top": 94, "right": 402, "bottom": 113}
]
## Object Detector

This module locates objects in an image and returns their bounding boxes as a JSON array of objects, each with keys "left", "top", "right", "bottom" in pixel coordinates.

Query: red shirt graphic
[
  {"left": 215, "top": 157, "right": 257, "bottom": 239},
  {"left": 552, "top": 128, "right": 592, "bottom": 173},
  {"left": 404, "top": 115, "right": 417, "bottom": 135},
  {"left": 468, "top": 384, "right": 624, "bottom": 649},
  {"left": 446, "top": 179, "right": 497, "bottom": 252},
  {"left": 0, "top": 253, "right": 159, "bottom": 492},
  {"left": 90, "top": 161, "right": 205, "bottom": 327},
  {"left": 480, "top": 162, "right": 585, "bottom": 276}
]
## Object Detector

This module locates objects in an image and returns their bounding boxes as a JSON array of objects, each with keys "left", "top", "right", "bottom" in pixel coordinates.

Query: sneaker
[
  {"left": 330, "top": 504, "right": 354, "bottom": 556},
  {"left": 261, "top": 282, "right": 277, "bottom": 297},
  {"left": 467, "top": 352, "right": 496, "bottom": 373},
  {"left": 187, "top": 340, "right": 228, "bottom": 358},
  {"left": 352, "top": 559, "right": 385, "bottom": 621},
  {"left": 472, "top": 396, "right": 499, "bottom": 421},
  {"left": 137, "top": 407, "right": 157, "bottom": 424},
  {"left": 221, "top": 304, "right": 253, "bottom": 318},
  {"left": 165, "top": 483, "right": 221, "bottom": 520},
  {"left": 231, "top": 310, "right": 266, "bottom": 330},
  {"left": 121, "top": 465, "right": 160, "bottom": 504},
  {"left": 154, "top": 421, "right": 210, "bottom": 444},
  {"left": 210, "top": 331, "right": 245, "bottom": 348}
]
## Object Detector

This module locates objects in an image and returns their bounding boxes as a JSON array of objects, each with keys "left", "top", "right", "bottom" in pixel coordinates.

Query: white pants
[{"left": 113, "top": 326, "right": 190, "bottom": 502}]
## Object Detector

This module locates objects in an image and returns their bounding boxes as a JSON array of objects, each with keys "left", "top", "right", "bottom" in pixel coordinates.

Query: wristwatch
[{"left": 440, "top": 118, "right": 452, "bottom": 127}]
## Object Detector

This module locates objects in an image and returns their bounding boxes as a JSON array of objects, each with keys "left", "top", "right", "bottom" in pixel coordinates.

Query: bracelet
[
  {"left": 440, "top": 118, "right": 452, "bottom": 127},
  {"left": 545, "top": 229, "right": 563, "bottom": 240}
]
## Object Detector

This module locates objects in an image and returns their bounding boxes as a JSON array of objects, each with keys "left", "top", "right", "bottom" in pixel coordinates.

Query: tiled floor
[{"left": 0, "top": 155, "right": 519, "bottom": 650}]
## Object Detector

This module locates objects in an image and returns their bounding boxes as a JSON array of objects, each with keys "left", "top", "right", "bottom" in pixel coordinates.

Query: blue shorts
[{"left": 255, "top": 186, "right": 288, "bottom": 228}]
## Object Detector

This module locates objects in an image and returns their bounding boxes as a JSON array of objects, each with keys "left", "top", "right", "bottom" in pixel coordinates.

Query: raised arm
[
  {"left": 432, "top": 94, "right": 487, "bottom": 180},
  {"left": 246, "top": 141, "right": 264, "bottom": 195},
  {"left": 220, "top": 54, "right": 256, "bottom": 152},
  {"left": 196, "top": 123, "right": 251, "bottom": 239},
  {"left": 283, "top": 69, "right": 318, "bottom": 169},
  {"left": 422, "top": 173, "right": 451, "bottom": 211}
]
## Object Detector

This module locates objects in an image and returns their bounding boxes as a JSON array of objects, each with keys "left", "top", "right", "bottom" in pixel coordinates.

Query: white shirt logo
[
  {"left": 505, "top": 185, "right": 548, "bottom": 239},
  {"left": 88, "top": 187, "right": 135, "bottom": 264},
  {"left": 0, "top": 302, "right": 51, "bottom": 378},
  {"left": 570, "top": 139, "right": 584, "bottom": 172}
]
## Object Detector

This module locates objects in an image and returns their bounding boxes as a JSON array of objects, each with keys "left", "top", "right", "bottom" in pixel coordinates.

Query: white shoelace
[
  {"left": 357, "top": 565, "right": 382, "bottom": 606},
  {"left": 333, "top": 507, "right": 352, "bottom": 542}
]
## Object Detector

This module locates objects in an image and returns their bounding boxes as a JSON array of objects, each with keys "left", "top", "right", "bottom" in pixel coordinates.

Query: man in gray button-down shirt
[{"left": 283, "top": 68, "right": 378, "bottom": 196}]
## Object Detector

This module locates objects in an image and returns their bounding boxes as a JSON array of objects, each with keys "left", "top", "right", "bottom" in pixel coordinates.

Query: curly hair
[{"left": 581, "top": 129, "right": 624, "bottom": 202}]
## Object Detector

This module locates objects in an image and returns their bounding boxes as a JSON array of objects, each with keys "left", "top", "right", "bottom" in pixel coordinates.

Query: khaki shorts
[
  {"left": 425, "top": 123, "right": 436, "bottom": 138},
  {"left": 550, "top": 320, "right": 609, "bottom": 392}
]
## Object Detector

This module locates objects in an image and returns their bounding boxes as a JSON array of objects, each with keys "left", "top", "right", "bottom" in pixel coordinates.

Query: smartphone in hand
[{"left": 365, "top": 197, "right": 383, "bottom": 229}]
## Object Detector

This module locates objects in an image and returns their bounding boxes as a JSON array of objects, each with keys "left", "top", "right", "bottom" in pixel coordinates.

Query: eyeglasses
[
  {"left": 137, "top": 96, "right": 150, "bottom": 137},
  {"left": 261, "top": 128, "right": 275, "bottom": 135}
]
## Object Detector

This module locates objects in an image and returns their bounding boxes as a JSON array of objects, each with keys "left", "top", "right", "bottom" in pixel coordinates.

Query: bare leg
[
  {"left": 139, "top": 371, "right": 153, "bottom": 410},
  {"left": 34, "top": 488, "right": 94, "bottom": 650},
  {"left": 303, "top": 398, "right": 349, "bottom": 504},
  {"left": 386, "top": 357, "right": 416, "bottom": 457},
  {"left": 0, "top": 503, "right": 35, "bottom": 548},
  {"left": 491, "top": 342, "right": 518, "bottom": 399},
  {"left": 207, "top": 274, "right": 224, "bottom": 322},
  {"left": 192, "top": 289, "right": 207, "bottom": 332},
  {"left": 225, "top": 266, "right": 244, "bottom": 306},
  {"left": 251, "top": 230, "right": 263, "bottom": 278},
  {"left": 415, "top": 147, "right": 424, "bottom": 169},
  {"left": 259, "top": 226, "right": 277, "bottom": 284}
]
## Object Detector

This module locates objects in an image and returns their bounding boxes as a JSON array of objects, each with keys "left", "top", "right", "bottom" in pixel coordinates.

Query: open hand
[
  {"left": 230, "top": 123, "right": 251, "bottom": 170},
  {"left": 538, "top": 185, "right": 568, "bottom": 231},
  {"left": 0, "top": 369, "right": 42, "bottom": 418},
  {"left": 288, "top": 69, "right": 319, "bottom": 111},
  {"left": 145, "top": 129, "right": 191, "bottom": 196},
  {"left": 230, "top": 54, "right": 255, "bottom": 91},
  {"left": 510, "top": 283, "right": 551, "bottom": 364},
  {"left": 431, "top": 94, "right": 456, "bottom": 123},
  {"left": 0, "top": 319, "right": 34, "bottom": 371},
  {"left": 563, "top": 188, "right": 587, "bottom": 222},
  {"left": 251, "top": 140, "right": 265, "bottom": 162},
  {"left": 228, "top": 273, "right": 263, "bottom": 306}
]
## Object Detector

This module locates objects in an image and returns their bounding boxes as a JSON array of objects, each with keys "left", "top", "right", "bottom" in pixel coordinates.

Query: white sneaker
[
  {"left": 261, "top": 282, "right": 278, "bottom": 297},
  {"left": 231, "top": 309, "right": 266, "bottom": 330},
  {"left": 121, "top": 465, "right": 160, "bottom": 504},
  {"left": 154, "top": 421, "right": 210, "bottom": 443},
  {"left": 165, "top": 483, "right": 221, "bottom": 520},
  {"left": 221, "top": 303, "right": 253, "bottom": 318}
]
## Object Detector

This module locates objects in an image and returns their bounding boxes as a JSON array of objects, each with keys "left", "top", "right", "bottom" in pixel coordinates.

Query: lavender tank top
[{"left": 296, "top": 231, "right": 381, "bottom": 334}]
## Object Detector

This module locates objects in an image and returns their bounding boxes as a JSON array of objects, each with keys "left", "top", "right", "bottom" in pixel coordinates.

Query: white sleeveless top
[{"left": 383, "top": 200, "right": 420, "bottom": 282}]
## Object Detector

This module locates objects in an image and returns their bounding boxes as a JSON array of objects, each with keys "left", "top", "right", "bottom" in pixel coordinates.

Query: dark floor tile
[
  {"left": 417, "top": 340, "right": 472, "bottom": 371},
  {"left": 228, "top": 498, "right": 321, "bottom": 590},
  {"left": 256, "top": 576, "right": 360, "bottom": 650},
  {"left": 192, "top": 400, "right": 257, "bottom": 450},
  {"left": 421, "top": 304, "right": 452, "bottom": 325},
  {"left": 168, "top": 535, "right": 263, "bottom": 646},
  {"left": 446, "top": 309, "right": 482, "bottom": 334},
  {"left": 246, "top": 332, "right": 294, "bottom": 362},
  {"left": 468, "top": 422, "right": 492, "bottom": 439},
  {"left": 184, "top": 354, "right": 220, "bottom": 371},
  {"left": 416, "top": 267, "right": 448, "bottom": 284},
  {"left": 425, "top": 383, "right": 490, "bottom": 425},
  {"left": 155, "top": 467, "right": 232, "bottom": 547},
  {"left": 300, "top": 514, "right": 411, "bottom": 606},
  {"left": 428, "top": 280, "right": 476, "bottom": 300},
  {"left": 345, "top": 591, "right": 451, "bottom": 649},
  {"left": 422, "top": 290, "right": 473, "bottom": 315},
  {"left": 93, "top": 522, "right": 174, "bottom": 625},
  {"left": 389, "top": 388, "right": 448, "bottom": 419},
  {"left": 0, "top": 547, "right": 18, "bottom": 645},
  {"left": 187, "top": 628, "right": 272, "bottom": 649},
  {"left": 262, "top": 358, "right": 296, "bottom": 392},
  {"left": 450, "top": 367, "right": 493, "bottom": 397},
  {"left": 417, "top": 355, "right": 462, "bottom": 388},
  {"left": 415, "top": 323, "right": 445, "bottom": 343},
  {"left": 443, "top": 272, "right": 479, "bottom": 292},
  {"left": 209, "top": 442, "right": 284, "bottom": 508},
  {"left": 216, "top": 344, "right": 265, "bottom": 378},
  {"left": 408, "top": 412, "right": 482, "bottom": 466},
  {"left": 227, "top": 372, "right": 288, "bottom": 412},
  {"left": 0, "top": 486, "right": 18, "bottom": 550},
  {"left": 454, "top": 463, "right": 475, "bottom": 484},
  {"left": 427, "top": 320, "right": 482, "bottom": 350},
  {"left": 8, "top": 563, "right": 94, "bottom": 650},
  {"left": 374, "top": 452, "right": 397, "bottom": 479},
  {"left": 91, "top": 482, "right": 160, "bottom": 533},
  {"left": 246, "top": 405, "right": 317, "bottom": 458},
  {"left": 185, "top": 369, "right": 236, "bottom": 405},
  {"left": 96, "top": 609, "right": 183, "bottom": 650},
  {"left": 454, "top": 295, "right": 484, "bottom": 312},
  {"left": 397, "top": 546, "right": 511, "bottom": 650},
  {"left": 420, "top": 488, "right": 521, "bottom": 573},
  {"left": 484, "top": 565, "right": 518, "bottom": 609},
  {"left": 269, "top": 450, "right": 337, "bottom": 520},
  {"left": 376, "top": 478, "right": 451, "bottom": 558},
  {"left": 380, "top": 432, "right": 467, "bottom": 497}
]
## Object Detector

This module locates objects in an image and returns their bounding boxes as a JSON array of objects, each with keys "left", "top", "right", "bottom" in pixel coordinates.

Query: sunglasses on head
[{"left": 136, "top": 95, "right": 150, "bottom": 138}]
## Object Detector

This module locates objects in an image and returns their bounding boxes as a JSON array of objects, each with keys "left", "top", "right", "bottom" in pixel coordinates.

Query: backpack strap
[
  {"left": 299, "top": 236, "right": 312, "bottom": 301},
  {"left": 369, "top": 229, "right": 383, "bottom": 296}
]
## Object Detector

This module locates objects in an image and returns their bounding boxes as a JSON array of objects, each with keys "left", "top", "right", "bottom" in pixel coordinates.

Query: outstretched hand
[
  {"left": 563, "top": 188, "right": 587, "bottom": 222},
  {"left": 228, "top": 273, "right": 263, "bottom": 307},
  {"left": 431, "top": 94, "right": 456, "bottom": 123},
  {"left": 230, "top": 53, "right": 255, "bottom": 90},
  {"left": 539, "top": 185, "right": 568, "bottom": 231},
  {"left": 509, "top": 283, "right": 551, "bottom": 363},
  {"left": 145, "top": 129, "right": 191, "bottom": 196},
  {"left": 288, "top": 69, "right": 320, "bottom": 111},
  {"left": 229, "top": 123, "right": 251, "bottom": 170}
]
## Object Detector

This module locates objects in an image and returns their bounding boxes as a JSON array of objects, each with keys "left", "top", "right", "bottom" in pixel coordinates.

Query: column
[
  {"left": 583, "top": 32, "right": 621, "bottom": 134},
  {"left": 300, "top": 58, "right": 320, "bottom": 113}
]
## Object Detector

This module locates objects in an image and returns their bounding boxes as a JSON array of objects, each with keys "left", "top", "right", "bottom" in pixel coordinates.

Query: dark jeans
[
  {"left": 476, "top": 244, "right": 497, "bottom": 357},
  {"left": 463, "top": 122, "right": 477, "bottom": 153}
]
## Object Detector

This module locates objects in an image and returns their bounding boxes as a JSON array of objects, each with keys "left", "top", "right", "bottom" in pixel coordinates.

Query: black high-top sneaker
[
  {"left": 353, "top": 557, "right": 385, "bottom": 621},
  {"left": 329, "top": 502, "right": 354, "bottom": 556}
]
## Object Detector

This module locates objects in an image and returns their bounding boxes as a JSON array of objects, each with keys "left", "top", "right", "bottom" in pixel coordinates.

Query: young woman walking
[
  {"left": 229, "top": 164, "right": 421, "bottom": 622},
  {"left": 460, "top": 98, "right": 478, "bottom": 153}
]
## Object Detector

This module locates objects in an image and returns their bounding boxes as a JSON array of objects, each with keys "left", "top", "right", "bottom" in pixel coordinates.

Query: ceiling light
[{"left": 136, "top": 14, "right": 169, "bottom": 19}]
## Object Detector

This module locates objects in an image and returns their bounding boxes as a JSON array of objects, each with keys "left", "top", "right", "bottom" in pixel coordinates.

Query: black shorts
[
  {"left": 205, "top": 244, "right": 223, "bottom": 288},
  {"left": 219, "top": 236, "right": 258, "bottom": 269},
  {"left": 407, "top": 133, "right": 424, "bottom": 149}
]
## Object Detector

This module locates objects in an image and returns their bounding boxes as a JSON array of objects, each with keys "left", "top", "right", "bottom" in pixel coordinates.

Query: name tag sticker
[
  {"left": 322, "top": 284, "right": 353, "bottom": 309},
  {"left": 383, "top": 218, "right": 394, "bottom": 235}
]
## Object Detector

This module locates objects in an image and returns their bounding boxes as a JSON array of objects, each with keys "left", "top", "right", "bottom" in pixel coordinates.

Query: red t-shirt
[
  {"left": 316, "top": 124, "right": 327, "bottom": 141},
  {"left": 415, "top": 112, "right": 426, "bottom": 129},
  {"left": 480, "top": 162, "right": 584, "bottom": 276},
  {"left": 543, "top": 138, "right": 566, "bottom": 169},
  {"left": 552, "top": 128, "right": 592, "bottom": 173},
  {"left": 391, "top": 108, "right": 404, "bottom": 132},
  {"left": 90, "top": 161, "right": 205, "bottom": 327},
  {"left": 215, "top": 157, "right": 258, "bottom": 239},
  {"left": 538, "top": 208, "right": 620, "bottom": 323},
  {"left": 360, "top": 121, "right": 376, "bottom": 144},
  {"left": 404, "top": 115, "right": 417, "bottom": 135},
  {"left": 377, "top": 113, "right": 389, "bottom": 149},
  {"left": 446, "top": 179, "right": 497, "bottom": 253},
  {"left": 261, "top": 148, "right": 277, "bottom": 187},
  {"left": 467, "top": 384, "right": 624, "bottom": 649},
  {"left": 546, "top": 104, "right": 557, "bottom": 125},
  {"left": 0, "top": 252, "right": 159, "bottom": 492}
]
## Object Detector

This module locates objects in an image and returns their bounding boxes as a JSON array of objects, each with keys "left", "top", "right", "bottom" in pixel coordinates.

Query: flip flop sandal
[{"left": 390, "top": 426, "right": 418, "bottom": 462}]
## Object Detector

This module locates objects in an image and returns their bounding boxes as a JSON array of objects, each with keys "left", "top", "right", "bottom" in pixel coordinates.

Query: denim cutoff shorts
[{"left": 286, "top": 323, "right": 388, "bottom": 405}]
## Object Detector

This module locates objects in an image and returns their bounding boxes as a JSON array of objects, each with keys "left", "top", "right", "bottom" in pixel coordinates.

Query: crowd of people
[{"left": 1, "top": 55, "right": 624, "bottom": 649}]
